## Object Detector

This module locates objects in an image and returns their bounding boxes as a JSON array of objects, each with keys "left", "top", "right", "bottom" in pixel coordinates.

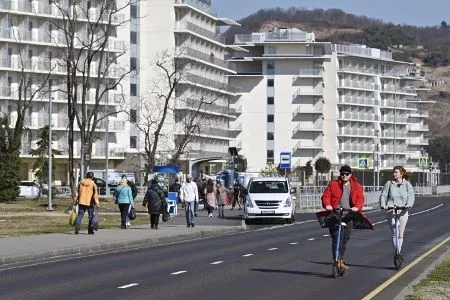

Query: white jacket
[{"left": 180, "top": 181, "right": 198, "bottom": 202}]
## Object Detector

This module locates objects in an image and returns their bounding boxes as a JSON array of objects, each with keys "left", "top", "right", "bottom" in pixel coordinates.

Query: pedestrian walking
[
  {"left": 114, "top": 177, "right": 134, "bottom": 229},
  {"left": 379, "top": 166, "right": 415, "bottom": 258},
  {"left": 204, "top": 179, "right": 217, "bottom": 217},
  {"left": 180, "top": 175, "right": 199, "bottom": 227},
  {"left": 122, "top": 174, "right": 137, "bottom": 228},
  {"left": 73, "top": 172, "right": 99, "bottom": 235},
  {"left": 321, "top": 165, "right": 364, "bottom": 270},
  {"left": 232, "top": 180, "right": 242, "bottom": 210},
  {"left": 142, "top": 178, "right": 166, "bottom": 229},
  {"left": 216, "top": 181, "right": 228, "bottom": 218}
]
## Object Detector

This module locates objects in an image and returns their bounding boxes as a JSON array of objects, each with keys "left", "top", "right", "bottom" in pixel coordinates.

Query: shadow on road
[
  {"left": 250, "top": 268, "right": 332, "bottom": 278},
  {"left": 309, "top": 260, "right": 393, "bottom": 271}
]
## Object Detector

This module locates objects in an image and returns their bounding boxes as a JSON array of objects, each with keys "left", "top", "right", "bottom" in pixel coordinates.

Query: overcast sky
[{"left": 212, "top": 0, "right": 448, "bottom": 27}]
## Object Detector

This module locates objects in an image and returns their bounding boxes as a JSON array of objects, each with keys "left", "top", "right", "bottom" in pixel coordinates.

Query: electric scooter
[{"left": 331, "top": 207, "right": 352, "bottom": 278}]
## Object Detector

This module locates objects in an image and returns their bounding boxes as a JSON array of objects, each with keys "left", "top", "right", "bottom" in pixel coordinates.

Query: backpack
[{"left": 128, "top": 180, "right": 138, "bottom": 199}]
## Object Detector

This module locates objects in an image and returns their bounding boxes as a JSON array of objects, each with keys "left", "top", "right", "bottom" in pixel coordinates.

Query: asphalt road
[{"left": 1, "top": 197, "right": 448, "bottom": 300}]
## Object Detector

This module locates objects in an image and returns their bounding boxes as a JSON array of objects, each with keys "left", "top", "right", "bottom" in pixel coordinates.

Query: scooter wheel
[
  {"left": 394, "top": 254, "right": 403, "bottom": 270},
  {"left": 332, "top": 263, "right": 339, "bottom": 278}
]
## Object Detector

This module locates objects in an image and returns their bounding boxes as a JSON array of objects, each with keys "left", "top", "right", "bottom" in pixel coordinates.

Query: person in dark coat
[{"left": 142, "top": 178, "right": 166, "bottom": 229}]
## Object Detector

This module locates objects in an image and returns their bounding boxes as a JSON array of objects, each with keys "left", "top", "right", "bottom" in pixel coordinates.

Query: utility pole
[{"left": 393, "top": 78, "right": 397, "bottom": 166}]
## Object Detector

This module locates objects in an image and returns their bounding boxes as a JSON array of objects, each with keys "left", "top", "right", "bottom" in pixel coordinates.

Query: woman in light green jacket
[{"left": 379, "top": 166, "right": 415, "bottom": 255}]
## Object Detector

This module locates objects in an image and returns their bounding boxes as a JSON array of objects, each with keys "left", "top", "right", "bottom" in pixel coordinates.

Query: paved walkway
[{"left": 0, "top": 208, "right": 245, "bottom": 266}]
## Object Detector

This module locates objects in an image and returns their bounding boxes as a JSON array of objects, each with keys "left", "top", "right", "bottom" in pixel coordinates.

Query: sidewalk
[{"left": 0, "top": 208, "right": 246, "bottom": 266}]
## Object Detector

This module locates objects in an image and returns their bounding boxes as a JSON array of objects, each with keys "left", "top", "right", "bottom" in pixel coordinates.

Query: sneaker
[
  {"left": 151, "top": 224, "right": 154, "bottom": 229},
  {"left": 209, "top": 213, "right": 213, "bottom": 218},
  {"left": 338, "top": 259, "right": 349, "bottom": 270},
  {"left": 187, "top": 224, "right": 191, "bottom": 228},
  {"left": 126, "top": 221, "right": 131, "bottom": 228},
  {"left": 121, "top": 225, "right": 126, "bottom": 229},
  {"left": 191, "top": 223, "right": 195, "bottom": 228},
  {"left": 194, "top": 213, "right": 198, "bottom": 217},
  {"left": 74, "top": 226, "right": 80, "bottom": 235}
]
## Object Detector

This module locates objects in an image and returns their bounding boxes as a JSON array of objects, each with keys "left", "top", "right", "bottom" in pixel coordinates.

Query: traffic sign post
[
  {"left": 280, "top": 152, "right": 291, "bottom": 178},
  {"left": 418, "top": 157, "right": 428, "bottom": 168},
  {"left": 357, "top": 158, "right": 369, "bottom": 170}
]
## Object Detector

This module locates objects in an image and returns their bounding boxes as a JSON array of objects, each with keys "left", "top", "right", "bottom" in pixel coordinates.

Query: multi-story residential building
[
  {"left": 133, "top": 0, "right": 240, "bottom": 176},
  {"left": 229, "top": 28, "right": 430, "bottom": 173},
  {"left": 0, "top": 0, "right": 129, "bottom": 184}
]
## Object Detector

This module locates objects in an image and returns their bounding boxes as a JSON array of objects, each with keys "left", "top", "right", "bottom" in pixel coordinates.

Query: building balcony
[
  {"left": 380, "top": 145, "right": 407, "bottom": 153},
  {"left": 338, "top": 112, "right": 379, "bottom": 122},
  {"left": 380, "top": 115, "right": 408, "bottom": 123},
  {"left": 409, "top": 111, "right": 429, "bottom": 118},
  {"left": 380, "top": 131, "right": 408, "bottom": 139},
  {"left": 293, "top": 104, "right": 323, "bottom": 117},
  {"left": 338, "top": 128, "right": 376, "bottom": 137},
  {"left": 176, "top": 46, "right": 234, "bottom": 70},
  {"left": 338, "top": 96, "right": 380, "bottom": 107},
  {"left": 406, "top": 151, "right": 422, "bottom": 160},
  {"left": 292, "top": 123, "right": 323, "bottom": 135},
  {"left": 175, "top": 21, "right": 225, "bottom": 44},
  {"left": 338, "top": 65, "right": 380, "bottom": 76},
  {"left": 338, "top": 80, "right": 380, "bottom": 91},
  {"left": 182, "top": 72, "right": 237, "bottom": 94},
  {"left": 229, "top": 140, "right": 242, "bottom": 149},
  {"left": 407, "top": 137, "right": 428, "bottom": 145},
  {"left": 381, "top": 99, "right": 411, "bottom": 109},
  {"left": 293, "top": 140, "right": 323, "bottom": 150},
  {"left": 381, "top": 85, "right": 417, "bottom": 95},
  {"left": 292, "top": 68, "right": 323, "bottom": 81},
  {"left": 174, "top": 124, "right": 233, "bottom": 140},
  {"left": 338, "top": 144, "right": 377, "bottom": 153},
  {"left": 174, "top": 98, "right": 232, "bottom": 117},
  {"left": 408, "top": 123, "right": 429, "bottom": 131},
  {"left": 292, "top": 87, "right": 323, "bottom": 99}
]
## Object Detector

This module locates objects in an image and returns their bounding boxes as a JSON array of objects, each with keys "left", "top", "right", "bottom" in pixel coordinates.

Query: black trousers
[
  {"left": 150, "top": 214, "right": 160, "bottom": 227},
  {"left": 328, "top": 214, "right": 354, "bottom": 260},
  {"left": 118, "top": 203, "right": 130, "bottom": 228}
]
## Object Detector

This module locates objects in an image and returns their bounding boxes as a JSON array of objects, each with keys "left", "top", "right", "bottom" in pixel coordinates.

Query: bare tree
[
  {"left": 0, "top": 14, "right": 53, "bottom": 201},
  {"left": 50, "top": 0, "right": 136, "bottom": 194},
  {"left": 132, "top": 50, "right": 223, "bottom": 181}
]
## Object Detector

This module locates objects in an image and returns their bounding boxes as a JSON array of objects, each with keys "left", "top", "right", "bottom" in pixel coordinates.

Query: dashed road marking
[
  {"left": 210, "top": 261, "right": 223, "bottom": 265},
  {"left": 308, "top": 238, "right": 315, "bottom": 241},
  {"left": 171, "top": 271, "right": 187, "bottom": 275},
  {"left": 289, "top": 242, "right": 298, "bottom": 245},
  {"left": 323, "top": 234, "right": 329, "bottom": 237},
  {"left": 243, "top": 254, "right": 253, "bottom": 257},
  {"left": 118, "top": 283, "right": 139, "bottom": 289},
  {"left": 268, "top": 248, "right": 278, "bottom": 251}
]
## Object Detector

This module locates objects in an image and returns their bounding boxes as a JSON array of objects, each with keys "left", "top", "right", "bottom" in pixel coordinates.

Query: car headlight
[
  {"left": 246, "top": 197, "right": 254, "bottom": 208},
  {"left": 284, "top": 197, "right": 292, "bottom": 207}
]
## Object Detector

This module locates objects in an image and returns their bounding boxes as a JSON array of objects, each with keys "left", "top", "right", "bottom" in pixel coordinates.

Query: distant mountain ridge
[{"left": 224, "top": 7, "right": 450, "bottom": 137}]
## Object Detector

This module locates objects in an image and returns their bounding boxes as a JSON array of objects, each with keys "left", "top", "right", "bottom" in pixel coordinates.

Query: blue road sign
[
  {"left": 357, "top": 158, "right": 369, "bottom": 169},
  {"left": 280, "top": 152, "right": 291, "bottom": 169},
  {"left": 418, "top": 157, "right": 428, "bottom": 168}
]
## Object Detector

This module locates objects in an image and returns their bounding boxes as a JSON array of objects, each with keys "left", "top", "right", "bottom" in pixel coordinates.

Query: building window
[
  {"left": 267, "top": 132, "right": 274, "bottom": 140},
  {"left": 130, "top": 5, "right": 137, "bottom": 19},
  {"left": 267, "top": 97, "right": 274, "bottom": 105},
  {"left": 130, "top": 136, "right": 137, "bottom": 149},
  {"left": 267, "top": 114, "right": 274, "bottom": 123},
  {"left": 267, "top": 150, "right": 274, "bottom": 163},
  {"left": 267, "top": 46, "right": 276, "bottom": 54},
  {"left": 130, "top": 57, "right": 137, "bottom": 71},
  {"left": 267, "top": 79, "right": 274, "bottom": 87},
  {"left": 130, "top": 83, "right": 137, "bottom": 96},
  {"left": 130, "top": 31, "right": 137, "bottom": 44},
  {"left": 130, "top": 109, "right": 137, "bottom": 123}
]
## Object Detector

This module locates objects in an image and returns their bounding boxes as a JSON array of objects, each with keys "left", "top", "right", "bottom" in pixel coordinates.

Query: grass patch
[
  {"left": 0, "top": 214, "right": 150, "bottom": 237},
  {"left": 0, "top": 197, "right": 149, "bottom": 237},
  {"left": 406, "top": 253, "right": 450, "bottom": 299}
]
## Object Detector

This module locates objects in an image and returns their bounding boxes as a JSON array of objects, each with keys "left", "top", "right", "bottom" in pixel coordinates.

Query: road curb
[{"left": 0, "top": 226, "right": 245, "bottom": 266}]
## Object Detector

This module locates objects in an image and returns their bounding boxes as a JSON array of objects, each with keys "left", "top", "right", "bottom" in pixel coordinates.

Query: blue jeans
[
  {"left": 185, "top": 202, "right": 195, "bottom": 225},
  {"left": 75, "top": 204, "right": 95, "bottom": 233},
  {"left": 218, "top": 204, "right": 225, "bottom": 217}
]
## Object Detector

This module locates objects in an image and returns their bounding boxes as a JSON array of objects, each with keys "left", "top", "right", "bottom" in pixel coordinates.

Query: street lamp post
[
  {"left": 47, "top": 90, "right": 54, "bottom": 211},
  {"left": 393, "top": 78, "right": 397, "bottom": 167}
]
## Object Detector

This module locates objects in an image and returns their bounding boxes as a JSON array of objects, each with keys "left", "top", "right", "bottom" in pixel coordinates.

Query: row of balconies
[
  {"left": 293, "top": 122, "right": 323, "bottom": 134},
  {"left": 0, "top": 55, "right": 120, "bottom": 78},
  {"left": 175, "top": 21, "right": 225, "bottom": 44},
  {"left": 338, "top": 96, "right": 380, "bottom": 107},
  {"left": 177, "top": 46, "right": 234, "bottom": 70},
  {"left": 9, "top": 114, "right": 125, "bottom": 132},
  {"left": 293, "top": 103, "right": 323, "bottom": 115},
  {"left": 338, "top": 144, "right": 407, "bottom": 153},
  {"left": 183, "top": 72, "right": 238, "bottom": 94},
  {"left": 174, "top": 124, "right": 234, "bottom": 140},
  {"left": 292, "top": 86, "right": 323, "bottom": 99},
  {"left": 174, "top": 98, "right": 238, "bottom": 117},
  {"left": 338, "top": 65, "right": 410, "bottom": 77},
  {"left": 381, "top": 84, "right": 416, "bottom": 95},
  {"left": 408, "top": 123, "right": 429, "bottom": 131},
  {"left": 292, "top": 68, "right": 324, "bottom": 81},
  {"left": 339, "top": 80, "right": 380, "bottom": 91},
  {"left": 338, "top": 112, "right": 379, "bottom": 122},
  {"left": 0, "top": 1, "right": 124, "bottom": 24},
  {"left": 293, "top": 139, "right": 323, "bottom": 150},
  {"left": 0, "top": 27, "right": 125, "bottom": 52},
  {"left": 339, "top": 128, "right": 377, "bottom": 137}
]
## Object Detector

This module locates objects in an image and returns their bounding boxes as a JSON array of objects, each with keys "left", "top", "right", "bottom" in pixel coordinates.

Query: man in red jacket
[{"left": 321, "top": 165, "right": 364, "bottom": 270}]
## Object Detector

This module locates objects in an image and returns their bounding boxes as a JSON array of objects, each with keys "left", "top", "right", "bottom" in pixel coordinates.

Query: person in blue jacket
[{"left": 114, "top": 178, "right": 134, "bottom": 229}]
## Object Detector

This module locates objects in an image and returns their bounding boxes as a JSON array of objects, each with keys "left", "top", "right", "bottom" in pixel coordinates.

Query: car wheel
[
  {"left": 286, "top": 214, "right": 295, "bottom": 224},
  {"left": 245, "top": 219, "right": 253, "bottom": 225}
]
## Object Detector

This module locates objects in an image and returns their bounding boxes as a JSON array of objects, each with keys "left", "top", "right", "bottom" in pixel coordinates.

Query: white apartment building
[
  {"left": 229, "top": 28, "right": 430, "bottom": 173},
  {"left": 132, "top": 0, "right": 240, "bottom": 176},
  {"left": 0, "top": 0, "right": 130, "bottom": 184}
]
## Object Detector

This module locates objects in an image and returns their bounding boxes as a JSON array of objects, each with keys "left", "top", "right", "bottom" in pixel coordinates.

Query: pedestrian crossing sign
[
  {"left": 418, "top": 157, "right": 428, "bottom": 167},
  {"left": 357, "top": 158, "right": 369, "bottom": 169}
]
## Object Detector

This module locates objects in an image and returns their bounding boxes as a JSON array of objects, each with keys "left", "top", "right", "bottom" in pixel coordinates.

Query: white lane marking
[
  {"left": 268, "top": 248, "right": 278, "bottom": 251},
  {"left": 171, "top": 271, "right": 187, "bottom": 275},
  {"left": 118, "top": 283, "right": 139, "bottom": 289},
  {"left": 289, "top": 242, "right": 298, "bottom": 245},
  {"left": 210, "top": 261, "right": 223, "bottom": 265},
  {"left": 308, "top": 238, "right": 315, "bottom": 241},
  {"left": 243, "top": 254, "right": 253, "bottom": 257},
  {"left": 323, "top": 234, "right": 329, "bottom": 237},
  {"left": 372, "top": 204, "right": 444, "bottom": 225}
]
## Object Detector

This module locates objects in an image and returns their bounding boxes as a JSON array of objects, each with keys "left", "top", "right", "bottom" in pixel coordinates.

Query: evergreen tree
[{"left": 0, "top": 116, "right": 20, "bottom": 202}]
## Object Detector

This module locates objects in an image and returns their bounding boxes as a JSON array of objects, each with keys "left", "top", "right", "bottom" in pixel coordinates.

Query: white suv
[{"left": 244, "top": 177, "right": 297, "bottom": 224}]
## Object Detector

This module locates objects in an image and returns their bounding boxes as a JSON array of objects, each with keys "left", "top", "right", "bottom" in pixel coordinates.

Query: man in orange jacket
[
  {"left": 321, "top": 165, "right": 364, "bottom": 270},
  {"left": 73, "top": 172, "right": 99, "bottom": 235}
]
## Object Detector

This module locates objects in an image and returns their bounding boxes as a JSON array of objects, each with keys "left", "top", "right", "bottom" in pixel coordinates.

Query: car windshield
[{"left": 249, "top": 181, "right": 288, "bottom": 193}]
